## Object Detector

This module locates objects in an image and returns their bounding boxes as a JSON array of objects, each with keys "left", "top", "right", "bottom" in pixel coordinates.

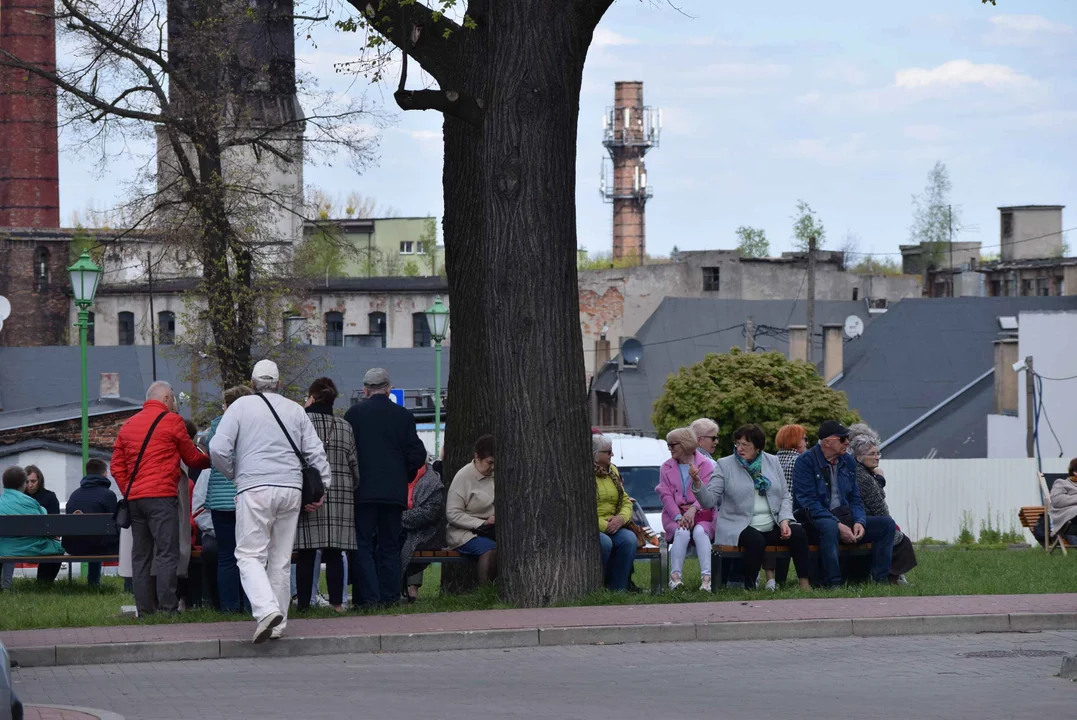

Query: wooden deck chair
[{"left": 1039, "top": 472, "right": 1069, "bottom": 556}]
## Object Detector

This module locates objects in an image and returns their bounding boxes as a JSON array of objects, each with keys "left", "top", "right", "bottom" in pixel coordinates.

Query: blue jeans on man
[
  {"left": 814, "top": 515, "right": 896, "bottom": 587},
  {"left": 599, "top": 529, "right": 636, "bottom": 590},
  {"left": 211, "top": 510, "right": 247, "bottom": 612}
]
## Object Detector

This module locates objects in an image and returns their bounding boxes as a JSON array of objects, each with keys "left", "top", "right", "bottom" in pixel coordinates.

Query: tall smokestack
[
  {"left": 601, "top": 81, "right": 659, "bottom": 263},
  {"left": 0, "top": 0, "right": 61, "bottom": 228}
]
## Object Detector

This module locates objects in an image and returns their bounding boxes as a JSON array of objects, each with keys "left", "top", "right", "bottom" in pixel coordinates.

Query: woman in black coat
[
  {"left": 24, "top": 465, "right": 62, "bottom": 584},
  {"left": 847, "top": 437, "right": 917, "bottom": 584}
]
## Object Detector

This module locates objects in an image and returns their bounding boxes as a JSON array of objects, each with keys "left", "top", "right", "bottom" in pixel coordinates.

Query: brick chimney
[
  {"left": 601, "top": 81, "right": 659, "bottom": 262},
  {"left": 787, "top": 325, "right": 808, "bottom": 363},
  {"left": 0, "top": 0, "right": 61, "bottom": 228},
  {"left": 822, "top": 324, "right": 844, "bottom": 383},
  {"left": 993, "top": 339, "right": 1019, "bottom": 414}
]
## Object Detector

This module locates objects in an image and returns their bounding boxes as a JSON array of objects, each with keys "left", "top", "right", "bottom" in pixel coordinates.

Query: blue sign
[{"left": 389, "top": 389, "right": 405, "bottom": 406}]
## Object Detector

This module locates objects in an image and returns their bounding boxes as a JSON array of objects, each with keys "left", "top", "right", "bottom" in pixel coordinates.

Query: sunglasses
[
  {"left": 667, "top": 442, "right": 679, "bottom": 449},
  {"left": 700, "top": 435, "right": 718, "bottom": 441}
]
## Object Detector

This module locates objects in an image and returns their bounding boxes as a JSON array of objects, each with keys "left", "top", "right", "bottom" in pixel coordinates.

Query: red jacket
[{"left": 112, "top": 400, "right": 211, "bottom": 501}]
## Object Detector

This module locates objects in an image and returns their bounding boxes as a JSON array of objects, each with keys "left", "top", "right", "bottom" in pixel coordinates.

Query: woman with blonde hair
[{"left": 656, "top": 427, "right": 715, "bottom": 590}]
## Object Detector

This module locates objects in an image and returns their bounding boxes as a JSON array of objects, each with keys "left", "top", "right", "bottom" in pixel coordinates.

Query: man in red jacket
[{"left": 113, "top": 381, "right": 210, "bottom": 615}]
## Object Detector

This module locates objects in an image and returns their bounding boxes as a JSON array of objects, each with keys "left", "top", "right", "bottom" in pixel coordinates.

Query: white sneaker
[
  {"left": 896, "top": 574, "right": 910, "bottom": 586},
  {"left": 669, "top": 576, "right": 683, "bottom": 591},
  {"left": 700, "top": 576, "right": 712, "bottom": 592},
  {"left": 764, "top": 579, "right": 777, "bottom": 592},
  {"left": 312, "top": 593, "right": 333, "bottom": 608},
  {"left": 253, "top": 612, "right": 283, "bottom": 644},
  {"left": 270, "top": 627, "right": 283, "bottom": 640}
]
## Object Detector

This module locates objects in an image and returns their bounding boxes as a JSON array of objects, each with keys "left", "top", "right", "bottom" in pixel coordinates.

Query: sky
[{"left": 57, "top": 0, "right": 1077, "bottom": 261}]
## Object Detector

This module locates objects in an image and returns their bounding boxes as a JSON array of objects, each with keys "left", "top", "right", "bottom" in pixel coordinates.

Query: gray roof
[
  {"left": 0, "top": 345, "right": 450, "bottom": 417},
  {"left": 832, "top": 296, "right": 1077, "bottom": 458},
  {"left": 0, "top": 396, "right": 143, "bottom": 432},
  {"left": 593, "top": 297, "right": 875, "bottom": 433},
  {"left": 0, "top": 438, "right": 113, "bottom": 460}
]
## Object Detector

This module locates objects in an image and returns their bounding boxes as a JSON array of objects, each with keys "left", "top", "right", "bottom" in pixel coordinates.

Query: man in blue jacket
[
  {"left": 63, "top": 458, "right": 119, "bottom": 586},
  {"left": 792, "top": 420, "right": 895, "bottom": 587}
]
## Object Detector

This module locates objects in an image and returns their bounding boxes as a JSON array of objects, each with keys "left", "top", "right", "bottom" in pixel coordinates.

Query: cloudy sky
[{"left": 58, "top": 0, "right": 1077, "bottom": 260}]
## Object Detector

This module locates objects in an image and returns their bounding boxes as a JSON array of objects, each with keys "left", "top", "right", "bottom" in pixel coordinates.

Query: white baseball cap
[{"left": 252, "top": 359, "right": 280, "bottom": 382}]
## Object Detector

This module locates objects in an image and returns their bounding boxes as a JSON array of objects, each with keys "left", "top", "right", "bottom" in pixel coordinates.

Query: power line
[
  {"left": 1034, "top": 371, "right": 1077, "bottom": 382},
  {"left": 1034, "top": 375, "right": 1064, "bottom": 458},
  {"left": 585, "top": 322, "right": 747, "bottom": 355}
]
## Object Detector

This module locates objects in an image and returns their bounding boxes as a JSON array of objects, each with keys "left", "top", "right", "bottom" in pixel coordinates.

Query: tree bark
[{"left": 481, "top": 1, "right": 604, "bottom": 606}]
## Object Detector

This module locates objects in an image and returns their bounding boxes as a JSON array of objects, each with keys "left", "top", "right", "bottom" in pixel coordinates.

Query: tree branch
[
  {"left": 344, "top": 0, "right": 461, "bottom": 83},
  {"left": 394, "top": 88, "right": 483, "bottom": 126}
]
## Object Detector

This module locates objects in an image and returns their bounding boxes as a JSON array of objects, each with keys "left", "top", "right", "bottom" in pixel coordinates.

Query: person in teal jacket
[{"left": 0, "top": 467, "right": 65, "bottom": 577}]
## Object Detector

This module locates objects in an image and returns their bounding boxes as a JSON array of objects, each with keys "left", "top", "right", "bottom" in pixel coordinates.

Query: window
[
  {"left": 118, "top": 311, "right": 135, "bottom": 346},
  {"left": 33, "top": 247, "right": 49, "bottom": 292},
  {"left": 1021, "top": 279, "right": 1033, "bottom": 296},
  {"left": 989, "top": 280, "right": 1002, "bottom": 297},
  {"left": 416, "top": 241, "right": 425, "bottom": 255},
  {"left": 412, "top": 312, "right": 431, "bottom": 348},
  {"left": 86, "top": 311, "right": 95, "bottom": 346},
  {"left": 851, "top": 287, "right": 859, "bottom": 302},
  {"left": 325, "top": 311, "right": 343, "bottom": 347},
  {"left": 702, "top": 266, "right": 720, "bottom": 292},
  {"left": 400, "top": 241, "right": 414, "bottom": 254},
  {"left": 368, "top": 311, "right": 386, "bottom": 348},
  {"left": 1001, "top": 211, "right": 1014, "bottom": 238},
  {"left": 158, "top": 311, "right": 175, "bottom": 345}
]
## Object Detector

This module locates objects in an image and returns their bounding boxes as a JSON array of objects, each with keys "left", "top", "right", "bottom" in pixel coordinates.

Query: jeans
[
  {"left": 599, "top": 529, "right": 637, "bottom": 591},
  {"left": 236, "top": 487, "right": 301, "bottom": 628},
  {"left": 211, "top": 510, "right": 245, "bottom": 612},
  {"left": 670, "top": 526, "right": 712, "bottom": 578},
  {"left": 0, "top": 562, "right": 13, "bottom": 590},
  {"left": 297, "top": 548, "right": 345, "bottom": 609},
  {"left": 738, "top": 524, "right": 810, "bottom": 589},
  {"left": 813, "top": 515, "right": 896, "bottom": 587},
  {"left": 130, "top": 497, "right": 181, "bottom": 615},
  {"left": 87, "top": 562, "right": 102, "bottom": 586},
  {"left": 354, "top": 503, "right": 404, "bottom": 606}
]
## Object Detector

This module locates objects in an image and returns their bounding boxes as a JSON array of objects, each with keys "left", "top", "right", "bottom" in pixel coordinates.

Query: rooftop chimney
[
  {"left": 99, "top": 372, "right": 120, "bottom": 399},
  {"left": 822, "top": 324, "right": 844, "bottom": 383},
  {"left": 0, "top": 0, "right": 61, "bottom": 228},
  {"left": 993, "top": 339, "right": 1019, "bottom": 415},
  {"left": 787, "top": 325, "right": 808, "bottom": 363}
]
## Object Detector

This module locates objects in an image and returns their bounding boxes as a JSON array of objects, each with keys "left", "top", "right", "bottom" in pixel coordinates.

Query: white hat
[{"left": 252, "top": 359, "right": 280, "bottom": 383}]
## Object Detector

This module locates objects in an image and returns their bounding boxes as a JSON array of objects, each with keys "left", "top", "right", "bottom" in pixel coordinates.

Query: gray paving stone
[
  {"left": 1009, "top": 612, "right": 1077, "bottom": 632},
  {"left": 538, "top": 623, "right": 697, "bottom": 646},
  {"left": 696, "top": 618, "right": 853, "bottom": 641},
  {"left": 852, "top": 613, "right": 1011, "bottom": 637},
  {"left": 54, "top": 640, "right": 220, "bottom": 666},
  {"left": 7, "top": 646, "right": 56, "bottom": 668},
  {"left": 380, "top": 628, "right": 538, "bottom": 653},
  {"left": 220, "top": 634, "right": 380, "bottom": 659}
]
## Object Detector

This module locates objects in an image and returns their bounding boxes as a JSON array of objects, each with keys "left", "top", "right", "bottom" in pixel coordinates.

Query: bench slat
[{"left": 0, "top": 513, "right": 117, "bottom": 537}]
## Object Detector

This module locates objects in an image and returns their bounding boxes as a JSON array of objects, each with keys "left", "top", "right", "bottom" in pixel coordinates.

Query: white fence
[{"left": 882, "top": 458, "right": 1070, "bottom": 543}]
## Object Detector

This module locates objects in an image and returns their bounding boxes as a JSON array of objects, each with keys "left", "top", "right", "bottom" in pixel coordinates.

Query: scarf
[
  {"left": 408, "top": 465, "right": 427, "bottom": 509},
  {"left": 595, "top": 463, "right": 626, "bottom": 514},
  {"left": 736, "top": 453, "right": 771, "bottom": 496}
]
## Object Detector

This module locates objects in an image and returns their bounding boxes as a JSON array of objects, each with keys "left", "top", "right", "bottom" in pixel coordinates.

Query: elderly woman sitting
[
  {"left": 692, "top": 424, "right": 811, "bottom": 590},
  {"left": 775, "top": 424, "right": 808, "bottom": 486},
  {"left": 656, "top": 428, "right": 716, "bottom": 591},
  {"left": 848, "top": 432, "right": 917, "bottom": 584},
  {"left": 1048, "top": 458, "right": 1077, "bottom": 546},
  {"left": 689, "top": 418, "right": 720, "bottom": 460},
  {"left": 593, "top": 434, "right": 637, "bottom": 591}
]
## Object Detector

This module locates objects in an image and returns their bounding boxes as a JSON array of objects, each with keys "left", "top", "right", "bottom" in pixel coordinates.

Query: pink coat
[{"left": 656, "top": 450, "right": 716, "bottom": 539}]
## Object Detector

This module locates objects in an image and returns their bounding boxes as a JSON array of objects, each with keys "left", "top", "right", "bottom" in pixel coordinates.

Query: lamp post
[
  {"left": 68, "top": 251, "right": 102, "bottom": 472},
  {"left": 424, "top": 295, "right": 450, "bottom": 458}
]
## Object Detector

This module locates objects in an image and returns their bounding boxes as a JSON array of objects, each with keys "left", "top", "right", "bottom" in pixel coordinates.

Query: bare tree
[{"left": 0, "top": 0, "right": 379, "bottom": 386}]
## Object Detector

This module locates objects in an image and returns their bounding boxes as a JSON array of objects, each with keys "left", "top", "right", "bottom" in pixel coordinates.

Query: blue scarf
[{"left": 736, "top": 453, "right": 771, "bottom": 496}]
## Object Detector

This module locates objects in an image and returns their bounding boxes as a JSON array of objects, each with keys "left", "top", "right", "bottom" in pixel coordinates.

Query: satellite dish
[
  {"left": 0, "top": 295, "right": 10, "bottom": 321},
  {"left": 621, "top": 338, "right": 644, "bottom": 367},
  {"left": 844, "top": 315, "right": 865, "bottom": 339}
]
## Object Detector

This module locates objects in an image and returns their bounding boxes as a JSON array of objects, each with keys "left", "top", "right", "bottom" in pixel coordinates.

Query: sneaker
[
  {"left": 270, "top": 627, "right": 283, "bottom": 640},
  {"left": 312, "top": 593, "right": 332, "bottom": 608},
  {"left": 669, "top": 574, "right": 683, "bottom": 591},
  {"left": 700, "top": 576, "right": 712, "bottom": 592},
  {"left": 764, "top": 579, "right": 777, "bottom": 592},
  {"left": 896, "top": 574, "right": 910, "bottom": 586},
  {"left": 253, "top": 611, "right": 283, "bottom": 644}
]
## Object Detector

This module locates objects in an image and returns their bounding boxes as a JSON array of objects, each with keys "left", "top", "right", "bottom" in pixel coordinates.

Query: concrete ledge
[
  {"left": 221, "top": 634, "right": 381, "bottom": 659},
  {"left": 1060, "top": 655, "right": 1077, "bottom": 680},
  {"left": 55, "top": 639, "right": 220, "bottom": 666},
  {"left": 1008, "top": 612, "right": 1077, "bottom": 632},
  {"left": 8, "top": 646, "right": 56, "bottom": 668},
  {"left": 539, "top": 623, "right": 697, "bottom": 647},
  {"left": 381, "top": 629, "right": 538, "bottom": 653},
  {"left": 852, "top": 613, "right": 1011, "bottom": 637},
  {"left": 697, "top": 618, "right": 853, "bottom": 642}
]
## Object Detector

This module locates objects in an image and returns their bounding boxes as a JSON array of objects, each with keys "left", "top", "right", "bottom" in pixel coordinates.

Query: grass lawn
[{"left": 2, "top": 548, "right": 1076, "bottom": 632}]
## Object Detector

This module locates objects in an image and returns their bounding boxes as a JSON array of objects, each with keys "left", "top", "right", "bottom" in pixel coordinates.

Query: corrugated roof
[
  {"left": 832, "top": 296, "right": 1077, "bottom": 457},
  {"left": 0, "top": 397, "right": 143, "bottom": 432},
  {"left": 595, "top": 297, "right": 874, "bottom": 433}
]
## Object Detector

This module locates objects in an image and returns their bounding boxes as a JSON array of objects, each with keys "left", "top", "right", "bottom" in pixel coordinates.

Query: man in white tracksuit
[{"left": 209, "top": 360, "right": 331, "bottom": 643}]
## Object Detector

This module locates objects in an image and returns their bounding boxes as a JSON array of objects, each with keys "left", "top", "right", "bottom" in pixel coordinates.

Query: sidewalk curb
[
  {"left": 9, "top": 611, "right": 1077, "bottom": 668},
  {"left": 24, "top": 704, "right": 125, "bottom": 720}
]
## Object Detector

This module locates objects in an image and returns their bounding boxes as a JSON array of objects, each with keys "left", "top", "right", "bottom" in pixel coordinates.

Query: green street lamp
[
  {"left": 424, "top": 295, "right": 450, "bottom": 458},
  {"left": 68, "top": 251, "right": 102, "bottom": 472}
]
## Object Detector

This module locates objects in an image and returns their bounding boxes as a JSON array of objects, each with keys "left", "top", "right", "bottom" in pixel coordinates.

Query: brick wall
[
  {"left": 0, "top": 0, "right": 60, "bottom": 228},
  {"left": 0, "top": 237, "right": 71, "bottom": 346},
  {"left": 0, "top": 410, "right": 138, "bottom": 451}
]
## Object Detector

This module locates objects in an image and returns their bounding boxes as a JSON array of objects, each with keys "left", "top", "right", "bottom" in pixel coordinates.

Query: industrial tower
[{"left": 600, "top": 81, "right": 660, "bottom": 263}]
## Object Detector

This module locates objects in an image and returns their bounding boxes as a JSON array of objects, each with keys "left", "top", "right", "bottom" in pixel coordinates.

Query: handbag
[
  {"left": 114, "top": 411, "right": 169, "bottom": 529},
  {"left": 474, "top": 522, "right": 496, "bottom": 540},
  {"left": 257, "top": 393, "right": 325, "bottom": 506}
]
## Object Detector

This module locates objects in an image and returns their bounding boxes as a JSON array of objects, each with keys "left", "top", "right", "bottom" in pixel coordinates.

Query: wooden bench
[
  {"left": 0, "top": 513, "right": 119, "bottom": 581},
  {"left": 710, "top": 543, "right": 874, "bottom": 591},
  {"left": 410, "top": 542, "right": 668, "bottom": 594}
]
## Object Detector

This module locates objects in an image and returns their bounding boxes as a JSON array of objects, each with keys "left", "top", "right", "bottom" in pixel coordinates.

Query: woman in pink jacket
[{"left": 656, "top": 427, "right": 716, "bottom": 590}]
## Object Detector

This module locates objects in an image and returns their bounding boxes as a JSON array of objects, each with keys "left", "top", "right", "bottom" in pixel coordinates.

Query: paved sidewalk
[{"left": 4, "top": 593, "right": 1077, "bottom": 667}]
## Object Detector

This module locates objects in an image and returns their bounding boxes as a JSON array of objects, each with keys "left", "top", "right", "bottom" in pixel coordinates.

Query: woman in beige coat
[
  {"left": 1048, "top": 458, "right": 1077, "bottom": 542},
  {"left": 446, "top": 435, "right": 497, "bottom": 583}
]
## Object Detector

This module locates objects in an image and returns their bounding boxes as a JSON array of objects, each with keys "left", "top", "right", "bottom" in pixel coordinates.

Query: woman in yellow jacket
[{"left": 593, "top": 434, "right": 636, "bottom": 590}]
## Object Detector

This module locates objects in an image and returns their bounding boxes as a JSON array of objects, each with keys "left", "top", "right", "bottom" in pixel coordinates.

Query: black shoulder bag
[
  {"left": 114, "top": 411, "right": 168, "bottom": 529},
  {"left": 257, "top": 393, "right": 325, "bottom": 506}
]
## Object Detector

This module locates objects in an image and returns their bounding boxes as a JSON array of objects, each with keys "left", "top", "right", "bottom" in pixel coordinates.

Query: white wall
[
  {"left": 987, "top": 414, "right": 1026, "bottom": 459},
  {"left": 1018, "top": 312, "right": 1077, "bottom": 460},
  {"left": 882, "top": 457, "right": 1069, "bottom": 543},
  {"left": 4, "top": 449, "right": 120, "bottom": 507}
]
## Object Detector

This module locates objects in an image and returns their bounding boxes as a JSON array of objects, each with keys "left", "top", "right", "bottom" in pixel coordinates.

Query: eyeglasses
[
  {"left": 700, "top": 435, "right": 718, "bottom": 441},
  {"left": 864, "top": 451, "right": 882, "bottom": 459},
  {"left": 734, "top": 440, "right": 755, "bottom": 450},
  {"left": 667, "top": 442, "right": 679, "bottom": 450}
]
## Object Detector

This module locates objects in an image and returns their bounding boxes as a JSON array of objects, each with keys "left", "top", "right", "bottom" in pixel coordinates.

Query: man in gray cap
[{"left": 344, "top": 367, "right": 428, "bottom": 606}]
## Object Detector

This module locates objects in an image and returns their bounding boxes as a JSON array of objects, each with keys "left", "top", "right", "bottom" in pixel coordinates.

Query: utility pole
[
  {"left": 745, "top": 316, "right": 755, "bottom": 352},
  {"left": 1025, "top": 356, "right": 1036, "bottom": 460},
  {"left": 806, "top": 235, "right": 817, "bottom": 364},
  {"left": 948, "top": 205, "right": 954, "bottom": 297}
]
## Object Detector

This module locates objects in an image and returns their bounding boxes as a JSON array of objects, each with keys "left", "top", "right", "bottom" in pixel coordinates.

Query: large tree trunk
[
  {"left": 482, "top": 2, "right": 604, "bottom": 606},
  {"left": 439, "top": 34, "right": 494, "bottom": 595}
]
